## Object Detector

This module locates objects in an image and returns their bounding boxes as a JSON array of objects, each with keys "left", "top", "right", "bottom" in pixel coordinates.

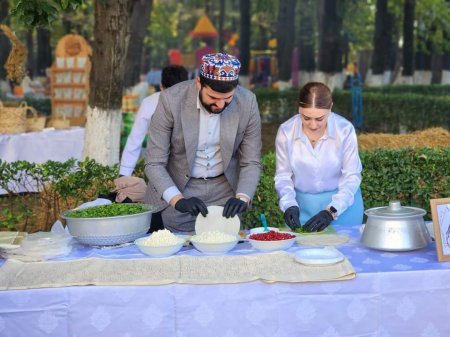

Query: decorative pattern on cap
[{"left": 199, "top": 53, "right": 241, "bottom": 81}]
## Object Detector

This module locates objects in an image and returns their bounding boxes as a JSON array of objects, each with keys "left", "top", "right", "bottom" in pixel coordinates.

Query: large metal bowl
[
  {"left": 361, "top": 200, "right": 431, "bottom": 251},
  {"left": 61, "top": 204, "right": 153, "bottom": 246}
]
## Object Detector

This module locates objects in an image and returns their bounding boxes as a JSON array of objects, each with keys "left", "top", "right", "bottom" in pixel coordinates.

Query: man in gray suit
[{"left": 144, "top": 53, "right": 262, "bottom": 232}]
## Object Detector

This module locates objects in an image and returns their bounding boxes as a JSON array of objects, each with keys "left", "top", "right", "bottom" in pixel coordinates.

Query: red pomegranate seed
[{"left": 249, "top": 231, "right": 296, "bottom": 241}]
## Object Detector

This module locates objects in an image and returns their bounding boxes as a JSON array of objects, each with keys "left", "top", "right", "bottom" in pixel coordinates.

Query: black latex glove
[
  {"left": 303, "top": 210, "right": 333, "bottom": 232},
  {"left": 98, "top": 192, "right": 133, "bottom": 204},
  {"left": 175, "top": 197, "right": 208, "bottom": 217},
  {"left": 284, "top": 206, "right": 301, "bottom": 230},
  {"left": 223, "top": 197, "right": 248, "bottom": 218}
]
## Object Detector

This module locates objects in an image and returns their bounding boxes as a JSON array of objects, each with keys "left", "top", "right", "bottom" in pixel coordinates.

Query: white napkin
[
  {"left": 74, "top": 198, "right": 112, "bottom": 210},
  {"left": 0, "top": 229, "right": 73, "bottom": 262}
]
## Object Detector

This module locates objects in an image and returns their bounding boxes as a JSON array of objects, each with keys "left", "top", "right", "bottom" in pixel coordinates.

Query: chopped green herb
[
  {"left": 294, "top": 226, "right": 336, "bottom": 234},
  {"left": 66, "top": 204, "right": 148, "bottom": 218}
]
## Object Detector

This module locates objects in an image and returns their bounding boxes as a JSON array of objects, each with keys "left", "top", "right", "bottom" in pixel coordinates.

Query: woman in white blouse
[{"left": 274, "top": 82, "right": 363, "bottom": 232}]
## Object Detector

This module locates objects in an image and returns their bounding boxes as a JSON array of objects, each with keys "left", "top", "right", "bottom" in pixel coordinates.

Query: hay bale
[{"left": 358, "top": 128, "right": 450, "bottom": 150}]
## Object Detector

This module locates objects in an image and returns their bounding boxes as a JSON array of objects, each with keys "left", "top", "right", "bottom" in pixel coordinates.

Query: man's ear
[{"left": 195, "top": 77, "right": 201, "bottom": 90}]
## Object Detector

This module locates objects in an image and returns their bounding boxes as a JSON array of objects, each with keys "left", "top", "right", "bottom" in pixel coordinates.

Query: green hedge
[
  {"left": 0, "top": 159, "right": 118, "bottom": 231},
  {"left": 362, "top": 84, "right": 450, "bottom": 96},
  {"left": 333, "top": 91, "right": 450, "bottom": 133},
  {"left": 1, "top": 147, "right": 449, "bottom": 231},
  {"left": 254, "top": 87, "right": 450, "bottom": 133},
  {"left": 243, "top": 147, "right": 450, "bottom": 227}
]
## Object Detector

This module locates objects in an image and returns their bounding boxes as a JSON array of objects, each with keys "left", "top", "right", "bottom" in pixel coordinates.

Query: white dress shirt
[
  {"left": 119, "top": 92, "right": 160, "bottom": 176},
  {"left": 274, "top": 113, "right": 362, "bottom": 215},
  {"left": 162, "top": 93, "right": 224, "bottom": 204},
  {"left": 191, "top": 98, "right": 223, "bottom": 178}
]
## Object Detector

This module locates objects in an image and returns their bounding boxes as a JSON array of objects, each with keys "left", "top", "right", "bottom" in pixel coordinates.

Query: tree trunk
[
  {"left": 0, "top": 0, "right": 10, "bottom": 80},
  {"left": 239, "top": 0, "right": 250, "bottom": 77},
  {"left": 123, "top": 0, "right": 153, "bottom": 88},
  {"left": 25, "top": 28, "right": 34, "bottom": 77},
  {"left": 62, "top": 15, "right": 73, "bottom": 34},
  {"left": 276, "top": 0, "right": 297, "bottom": 82},
  {"left": 371, "top": 0, "right": 396, "bottom": 77},
  {"left": 141, "top": 45, "right": 151, "bottom": 73},
  {"left": 218, "top": 0, "right": 225, "bottom": 51},
  {"left": 85, "top": 0, "right": 137, "bottom": 165},
  {"left": 402, "top": 0, "right": 415, "bottom": 77},
  {"left": 297, "top": 0, "right": 316, "bottom": 72},
  {"left": 317, "top": 0, "right": 343, "bottom": 73},
  {"left": 414, "top": 36, "right": 432, "bottom": 84},
  {"left": 431, "top": 51, "right": 442, "bottom": 84},
  {"left": 442, "top": 32, "right": 450, "bottom": 84},
  {"left": 230, "top": 0, "right": 238, "bottom": 32},
  {"left": 255, "top": 12, "right": 267, "bottom": 50},
  {"left": 316, "top": 0, "right": 344, "bottom": 89},
  {"left": 36, "top": 28, "right": 52, "bottom": 76}
]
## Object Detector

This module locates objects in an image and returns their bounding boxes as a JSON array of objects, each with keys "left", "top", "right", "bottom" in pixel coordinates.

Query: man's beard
[{"left": 199, "top": 89, "right": 230, "bottom": 114}]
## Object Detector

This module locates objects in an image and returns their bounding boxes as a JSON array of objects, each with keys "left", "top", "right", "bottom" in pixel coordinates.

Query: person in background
[
  {"left": 274, "top": 82, "right": 363, "bottom": 232},
  {"left": 144, "top": 53, "right": 262, "bottom": 232},
  {"left": 130, "top": 74, "right": 150, "bottom": 105},
  {"left": 146, "top": 68, "right": 162, "bottom": 92},
  {"left": 119, "top": 65, "right": 188, "bottom": 176}
]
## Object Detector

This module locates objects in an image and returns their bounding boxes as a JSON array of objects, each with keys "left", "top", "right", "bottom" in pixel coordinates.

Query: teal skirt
[{"left": 295, "top": 188, "right": 364, "bottom": 226}]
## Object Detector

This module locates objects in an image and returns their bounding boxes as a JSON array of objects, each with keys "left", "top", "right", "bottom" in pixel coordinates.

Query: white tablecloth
[
  {"left": 0, "top": 127, "right": 85, "bottom": 194},
  {"left": 0, "top": 225, "right": 450, "bottom": 337},
  {"left": 0, "top": 127, "right": 84, "bottom": 163}
]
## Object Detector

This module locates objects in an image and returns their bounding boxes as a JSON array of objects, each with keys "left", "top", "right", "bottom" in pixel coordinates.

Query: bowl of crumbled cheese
[
  {"left": 190, "top": 231, "right": 238, "bottom": 255},
  {"left": 134, "top": 229, "right": 186, "bottom": 258}
]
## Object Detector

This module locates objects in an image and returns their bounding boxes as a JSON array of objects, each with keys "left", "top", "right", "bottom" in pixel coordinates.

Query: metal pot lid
[{"left": 364, "top": 200, "right": 426, "bottom": 218}]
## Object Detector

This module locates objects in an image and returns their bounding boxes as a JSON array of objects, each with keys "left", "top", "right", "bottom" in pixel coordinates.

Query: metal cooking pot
[
  {"left": 61, "top": 204, "right": 152, "bottom": 246},
  {"left": 361, "top": 200, "right": 431, "bottom": 251}
]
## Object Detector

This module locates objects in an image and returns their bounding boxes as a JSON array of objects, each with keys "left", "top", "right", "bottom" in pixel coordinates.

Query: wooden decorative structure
[
  {"left": 49, "top": 34, "right": 92, "bottom": 127},
  {"left": 190, "top": 14, "right": 218, "bottom": 38}
]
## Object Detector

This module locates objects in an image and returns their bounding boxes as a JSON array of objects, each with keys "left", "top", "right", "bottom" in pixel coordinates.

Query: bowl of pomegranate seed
[{"left": 247, "top": 230, "right": 297, "bottom": 252}]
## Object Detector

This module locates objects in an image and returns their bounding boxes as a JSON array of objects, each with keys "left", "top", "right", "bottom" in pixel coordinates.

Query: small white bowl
[
  {"left": 249, "top": 227, "right": 280, "bottom": 234},
  {"left": 190, "top": 239, "right": 238, "bottom": 255},
  {"left": 247, "top": 232, "right": 297, "bottom": 252},
  {"left": 134, "top": 237, "right": 184, "bottom": 258}
]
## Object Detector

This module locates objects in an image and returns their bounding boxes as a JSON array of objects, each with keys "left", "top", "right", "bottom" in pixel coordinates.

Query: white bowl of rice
[
  {"left": 135, "top": 229, "right": 186, "bottom": 258},
  {"left": 190, "top": 231, "right": 238, "bottom": 255}
]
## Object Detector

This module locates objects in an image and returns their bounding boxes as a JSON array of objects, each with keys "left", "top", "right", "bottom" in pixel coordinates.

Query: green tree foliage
[
  {"left": 342, "top": 0, "right": 377, "bottom": 54},
  {"left": 10, "top": 0, "right": 84, "bottom": 26},
  {"left": 147, "top": 1, "right": 185, "bottom": 66},
  {"left": 416, "top": 0, "right": 450, "bottom": 53},
  {"left": 251, "top": 0, "right": 278, "bottom": 50}
]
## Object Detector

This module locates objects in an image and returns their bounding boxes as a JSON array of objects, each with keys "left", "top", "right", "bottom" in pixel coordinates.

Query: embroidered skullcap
[{"left": 199, "top": 53, "right": 241, "bottom": 81}]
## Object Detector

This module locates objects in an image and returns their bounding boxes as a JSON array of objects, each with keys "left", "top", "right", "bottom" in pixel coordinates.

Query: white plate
[
  {"left": 195, "top": 205, "right": 240, "bottom": 236},
  {"left": 294, "top": 247, "right": 344, "bottom": 265}
]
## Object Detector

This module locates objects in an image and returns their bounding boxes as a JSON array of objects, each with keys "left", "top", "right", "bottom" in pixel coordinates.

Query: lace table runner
[
  {"left": 0, "top": 251, "right": 355, "bottom": 290},
  {"left": 296, "top": 234, "right": 350, "bottom": 246}
]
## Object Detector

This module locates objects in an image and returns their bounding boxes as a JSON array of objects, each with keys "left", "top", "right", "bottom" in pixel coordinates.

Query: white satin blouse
[{"left": 274, "top": 113, "right": 362, "bottom": 215}]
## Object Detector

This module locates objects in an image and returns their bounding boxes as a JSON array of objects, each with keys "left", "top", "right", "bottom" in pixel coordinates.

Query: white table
[
  {"left": 0, "top": 225, "right": 450, "bottom": 337},
  {"left": 0, "top": 127, "right": 85, "bottom": 194},
  {"left": 0, "top": 127, "right": 84, "bottom": 163}
]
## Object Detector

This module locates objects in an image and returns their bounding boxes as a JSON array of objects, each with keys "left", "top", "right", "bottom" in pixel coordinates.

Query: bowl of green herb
[{"left": 61, "top": 203, "right": 153, "bottom": 246}]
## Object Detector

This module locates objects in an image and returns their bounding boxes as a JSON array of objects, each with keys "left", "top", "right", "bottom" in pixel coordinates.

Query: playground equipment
[
  {"left": 249, "top": 50, "right": 278, "bottom": 88},
  {"left": 350, "top": 72, "right": 364, "bottom": 130}
]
